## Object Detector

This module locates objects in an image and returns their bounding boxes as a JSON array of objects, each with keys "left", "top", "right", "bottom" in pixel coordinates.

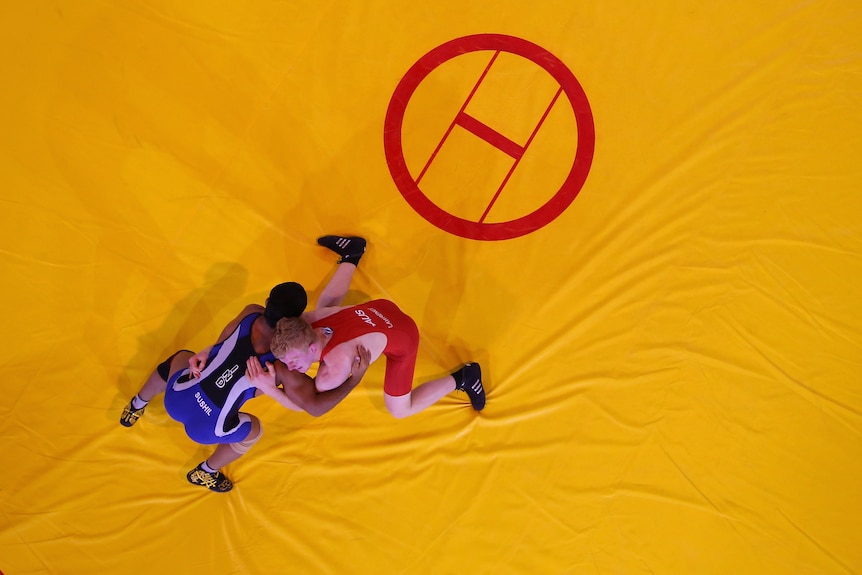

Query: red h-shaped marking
[{"left": 415, "top": 51, "right": 564, "bottom": 223}]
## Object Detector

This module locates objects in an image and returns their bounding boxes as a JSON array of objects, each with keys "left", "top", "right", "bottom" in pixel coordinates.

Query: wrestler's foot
[
  {"left": 453, "top": 363, "right": 485, "bottom": 411},
  {"left": 187, "top": 463, "right": 233, "bottom": 493},
  {"left": 317, "top": 235, "right": 366, "bottom": 265},
  {"left": 119, "top": 400, "right": 146, "bottom": 427}
]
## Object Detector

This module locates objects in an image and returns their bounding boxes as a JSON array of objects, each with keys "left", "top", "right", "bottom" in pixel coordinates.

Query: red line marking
[
  {"left": 456, "top": 112, "right": 524, "bottom": 159},
  {"left": 416, "top": 51, "right": 501, "bottom": 185},
  {"left": 479, "top": 86, "right": 564, "bottom": 223}
]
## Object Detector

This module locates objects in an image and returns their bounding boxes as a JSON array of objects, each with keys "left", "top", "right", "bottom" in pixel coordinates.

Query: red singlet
[{"left": 312, "top": 299, "right": 420, "bottom": 396}]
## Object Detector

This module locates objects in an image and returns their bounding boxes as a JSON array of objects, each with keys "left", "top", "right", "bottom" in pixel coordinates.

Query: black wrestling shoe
[
  {"left": 119, "top": 400, "right": 146, "bottom": 427},
  {"left": 317, "top": 235, "right": 366, "bottom": 265},
  {"left": 187, "top": 464, "right": 233, "bottom": 493},
  {"left": 454, "top": 363, "right": 485, "bottom": 411}
]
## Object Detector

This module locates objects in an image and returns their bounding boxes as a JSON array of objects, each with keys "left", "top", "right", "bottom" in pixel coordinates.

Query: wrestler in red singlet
[{"left": 312, "top": 299, "right": 419, "bottom": 396}]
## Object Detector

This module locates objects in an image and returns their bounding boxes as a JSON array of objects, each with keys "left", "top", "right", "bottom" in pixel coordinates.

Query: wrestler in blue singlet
[{"left": 164, "top": 313, "right": 274, "bottom": 444}]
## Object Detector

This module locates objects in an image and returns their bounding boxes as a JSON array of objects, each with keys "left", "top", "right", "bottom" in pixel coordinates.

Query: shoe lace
[
  {"left": 122, "top": 405, "right": 142, "bottom": 422},
  {"left": 191, "top": 469, "right": 218, "bottom": 488}
]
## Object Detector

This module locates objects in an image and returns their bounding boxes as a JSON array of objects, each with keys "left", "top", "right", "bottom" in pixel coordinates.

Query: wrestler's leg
[
  {"left": 186, "top": 415, "right": 263, "bottom": 493},
  {"left": 383, "top": 376, "right": 457, "bottom": 419},
  {"left": 315, "top": 235, "right": 366, "bottom": 308},
  {"left": 142, "top": 350, "right": 194, "bottom": 400},
  {"left": 120, "top": 350, "right": 193, "bottom": 427},
  {"left": 315, "top": 261, "right": 358, "bottom": 308},
  {"left": 206, "top": 415, "right": 263, "bottom": 469},
  {"left": 383, "top": 362, "right": 486, "bottom": 418}
]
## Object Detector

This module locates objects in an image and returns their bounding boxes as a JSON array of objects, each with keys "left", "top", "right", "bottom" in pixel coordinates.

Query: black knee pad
[{"left": 157, "top": 350, "right": 194, "bottom": 381}]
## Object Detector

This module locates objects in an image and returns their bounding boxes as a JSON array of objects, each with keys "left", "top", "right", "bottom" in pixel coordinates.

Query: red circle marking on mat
[{"left": 384, "top": 34, "right": 595, "bottom": 241}]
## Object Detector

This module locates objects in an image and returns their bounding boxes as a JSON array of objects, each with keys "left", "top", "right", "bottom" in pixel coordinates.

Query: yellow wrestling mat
[{"left": 2, "top": 2, "right": 861, "bottom": 573}]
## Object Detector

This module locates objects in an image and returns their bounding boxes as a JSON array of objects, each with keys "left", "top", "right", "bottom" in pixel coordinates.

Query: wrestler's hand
[
  {"left": 188, "top": 347, "right": 212, "bottom": 378},
  {"left": 352, "top": 345, "right": 372, "bottom": 378},
  {"left": 246, "top": 356, "right": 277, "bottom": 393}
]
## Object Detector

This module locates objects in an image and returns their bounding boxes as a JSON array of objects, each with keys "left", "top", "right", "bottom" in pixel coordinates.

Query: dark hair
[{"left": 263, "top": 282, "right": 307, "bottom": 327}]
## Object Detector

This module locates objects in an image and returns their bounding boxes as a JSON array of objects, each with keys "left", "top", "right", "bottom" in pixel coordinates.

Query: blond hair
[{"left": 271, "top": 317, "right": 318, "bottom": 357}]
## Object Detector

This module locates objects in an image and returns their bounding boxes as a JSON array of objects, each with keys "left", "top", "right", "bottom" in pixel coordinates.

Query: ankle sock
[
  {"left": 201, "top": 461, "right": 217, "bottom": 474},
  {"left": 131, "top": 395, "right": 148, "bottom": 410}
]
